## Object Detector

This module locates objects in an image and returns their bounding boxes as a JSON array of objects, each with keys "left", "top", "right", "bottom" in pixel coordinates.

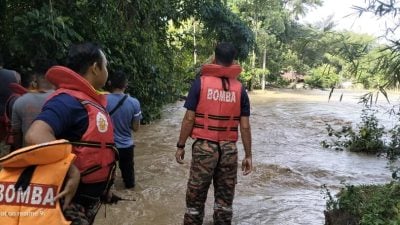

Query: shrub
[{"left": 321, "top": 106, "right": 386, "bottom": 154}]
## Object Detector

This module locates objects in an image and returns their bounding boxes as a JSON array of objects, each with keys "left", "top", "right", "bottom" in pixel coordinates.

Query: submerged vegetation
[{"left": 321, "top": 93, "right": 400, "bottom": 224}]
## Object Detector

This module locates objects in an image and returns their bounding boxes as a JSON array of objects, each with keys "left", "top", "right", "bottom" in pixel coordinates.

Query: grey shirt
[{"left": 12, "top": 91, "right": 53, "bottom": 146}]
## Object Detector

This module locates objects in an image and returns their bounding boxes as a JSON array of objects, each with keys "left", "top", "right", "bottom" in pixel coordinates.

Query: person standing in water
[
  {"left": 106, "top": 70, "right": 142, "bottom": 189},
  {"left": 175, "top": 42, "right": 253, "bottom": 225}
]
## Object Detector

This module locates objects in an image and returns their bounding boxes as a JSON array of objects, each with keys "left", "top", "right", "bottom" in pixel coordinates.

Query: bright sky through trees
[{"left": 300, "top": 0, "right": 398, "bottom": 40}]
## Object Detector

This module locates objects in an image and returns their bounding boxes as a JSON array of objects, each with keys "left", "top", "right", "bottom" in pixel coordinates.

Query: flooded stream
[{"left": 94, "top": 89, "right": 396, "bottom": 225}]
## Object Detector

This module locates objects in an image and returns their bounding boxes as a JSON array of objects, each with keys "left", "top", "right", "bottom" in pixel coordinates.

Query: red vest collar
[
  {"left": 8, "top": 83, "right": 28, "bottom": 95},
  {"left": 201, "top": 64, "right": 242, "bottom": 79},
  {"left": 46, "top": 66, "right": 107, "bottom": 107}
]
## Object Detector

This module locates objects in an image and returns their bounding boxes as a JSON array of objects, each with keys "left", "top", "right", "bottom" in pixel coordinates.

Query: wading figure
[
  {"left": 25, "top": 42, "right": 117, "bottom": 225},
  {"left": 175, "top": 42, "right": 253, "bottom": 225},
  {"left": 106, "top": 70, "right": 142, "bottom": 189}
]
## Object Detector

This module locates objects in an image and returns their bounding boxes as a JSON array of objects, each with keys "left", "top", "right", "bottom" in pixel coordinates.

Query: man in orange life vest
[
  {"left": 25, "top": 42, "right": 117, "bottom": 225},
  {"left": 175, "top": 42, "right": 253, "bottom": 225}
]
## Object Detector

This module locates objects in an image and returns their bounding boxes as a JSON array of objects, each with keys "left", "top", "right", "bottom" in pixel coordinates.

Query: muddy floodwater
[{"left": 94, "top": 89, "right": 396, "bottom": 225}]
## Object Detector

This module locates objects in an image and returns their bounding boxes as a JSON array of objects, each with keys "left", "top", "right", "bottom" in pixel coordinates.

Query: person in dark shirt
[
  {"left": 25, "top": 42, "right": 116, "bottom": 225},
  {"left": 175, "top": 42, "right": 252, "bottom": 225}
]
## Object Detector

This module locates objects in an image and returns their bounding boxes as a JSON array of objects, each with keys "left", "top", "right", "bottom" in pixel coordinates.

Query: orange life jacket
[
  {"left": 191, "top": 64, "right": 242, "bottom": 142},
  {"left": 0, "top": 140, "right": 75, "bottom": 225},
  {"left": 46, "top": 66, "right": 117, "bottom": 184}
]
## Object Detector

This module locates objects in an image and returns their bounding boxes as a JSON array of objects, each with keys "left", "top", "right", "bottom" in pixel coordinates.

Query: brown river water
[{"left": 94, "top": 89, "right": 396, "bottom": 225}]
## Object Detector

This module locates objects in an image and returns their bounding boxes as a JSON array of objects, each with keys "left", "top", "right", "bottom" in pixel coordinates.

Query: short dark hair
[
  {"left": 215, "top": 42, "right": 237, "bottom": 66},
  {"left": 108, "top": 70, "right": 128, "bottom": 90},
  {"left": 65, "top": 42, "right": 103, "bottom": 75},
  {"left": 33, "top": 57, "right": 57, "bottom": 77}
]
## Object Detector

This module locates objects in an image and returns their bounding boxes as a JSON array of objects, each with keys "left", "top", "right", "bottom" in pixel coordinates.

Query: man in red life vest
[
  {"left": 175, "top": 42, "right": 253, "bottom": 225},
  {"left": 25, "top": 42, "right": 117, "bottom": 225}
]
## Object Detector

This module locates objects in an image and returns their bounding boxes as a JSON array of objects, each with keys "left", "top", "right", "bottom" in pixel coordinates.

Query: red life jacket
[
  {"left": 191, "top": 64, "right": 242, "bottom": 142},
  {"left": 4, "top": 84, "right": 28, "bottom": 149},
  {"left": 46, "top": 66, "right": 117, "bottom": 184}
]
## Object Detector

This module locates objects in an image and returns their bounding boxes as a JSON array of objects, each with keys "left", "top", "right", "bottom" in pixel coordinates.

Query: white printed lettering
[
  {"left": 31, "top": 186, "right": 42, "bottom": 205},
  {"left": 0, "top": 182, "right": 57, "bottom": 208},
  {"left": 0, "top": 184, "right": 4, "bottom": 201},
  {"left": 206, "top": 88, "right": 236, "bottom": 103},
  {"left": 207, "top": 89, "right": 213, "bottom": 100},
  {"left": 5, "top": 185, "right": 15, "bottom": 203},
  {"left": 42, "top": 188, "right": 54, "bottom": 206},
  {"left": 16, "top": 187, "right": 30, "bottom": 204}
]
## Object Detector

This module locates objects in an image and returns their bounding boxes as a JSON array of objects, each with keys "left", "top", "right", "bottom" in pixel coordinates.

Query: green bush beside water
[
  {"left": 322, "top": 95, "right": 400, "bottom": 225},
  {"left": 324, "top": 183, "right": 400, "bottom": 225}
]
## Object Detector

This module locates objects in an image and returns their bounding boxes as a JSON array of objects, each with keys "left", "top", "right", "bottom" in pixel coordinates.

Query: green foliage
[
  {"left": 304, "top": 64, "right": 340, "bottom": 88},
  {"left": 387, "top": 116, "right": 400, "bottom": 161},
  {"left": 348, "top": 107, "right": 385, "bottom": 153},
  {"left": 323, "top": 183, "right": 400, "bottom": 225},
  {"left": 352, "top": 0, "right": 400, "bottom": 88},
  {"left": 321, "top": 105, "right": 385, "bottom": 154},
  {"left": 198, "top": 1, "right": 255, "bottom": 61},
  {"left": 0, "top": 0, "right": 255, "bottom": 123}
]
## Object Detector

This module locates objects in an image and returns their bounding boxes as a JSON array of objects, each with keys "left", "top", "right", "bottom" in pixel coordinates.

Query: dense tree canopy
[
  {"left": 0, "top": 0, "right": 399, "bottom": 122},
  {"left": 0, "top": 0, "right": 254, "bottom": 122}
]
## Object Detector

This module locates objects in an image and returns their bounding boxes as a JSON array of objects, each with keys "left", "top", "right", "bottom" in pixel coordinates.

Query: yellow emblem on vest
[{"left": 96, "top": 112, "right": 108, "bottom": 133}]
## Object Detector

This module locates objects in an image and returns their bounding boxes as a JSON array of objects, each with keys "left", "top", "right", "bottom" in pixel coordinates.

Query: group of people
[
  {"left": 0, "top": 43, "right": 142, "bottom": 225},
  {"left": 0, "top": 41, "right": 252, "bottom": 225}
]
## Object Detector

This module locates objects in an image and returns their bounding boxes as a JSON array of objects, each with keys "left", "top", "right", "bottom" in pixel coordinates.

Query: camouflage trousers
[
  {"left": 62, "top": 200, "right": 101, "bottom": 225},
  {"left": 184, "top": 139, "right": 238, "bottom": 225}
]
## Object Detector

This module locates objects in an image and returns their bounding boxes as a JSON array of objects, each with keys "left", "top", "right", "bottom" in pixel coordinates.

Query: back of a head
[
  {"left": 65, "top": 42, "right": 103, "bottom": 75},
  {"left": 214, "top": 42, "right": 237, "bottom": 66},
  {"left": 32, "top": 58, "right": 57, "bottom": 89},
  {"left": 107, "top": 70, "right": 128, "bottom": 91},
  {"left": 33, "top": 58, "right": 57, "bottom": 78}
]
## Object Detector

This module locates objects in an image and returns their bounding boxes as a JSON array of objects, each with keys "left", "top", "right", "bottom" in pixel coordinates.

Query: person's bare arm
[
  {"left": 132, "top": 120, "right": 140, "bottom": 132},
  {"left": 175, "top": 110, "right": 195, "bottom": 164},
  {"left": 54, "top": 164, "right": 80, "bottom": 209},
  {"left": 25, "top": 120, "right": 56, "bottom": 145},
  {"left": 25, "top": 120, "right": 80, "bottom": 208},
  {"left": 240, "top": 116, "right": 252, "bottom": 175}
]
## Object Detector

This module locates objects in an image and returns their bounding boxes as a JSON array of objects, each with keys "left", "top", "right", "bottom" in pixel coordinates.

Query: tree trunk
[{"left": 262, "top": 48, "right": 266, "bottom": 90}]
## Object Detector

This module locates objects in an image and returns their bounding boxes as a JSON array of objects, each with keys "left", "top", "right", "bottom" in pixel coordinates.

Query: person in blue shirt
[{"left": 106, "top": 70, "right": 142, "bottom": 189}]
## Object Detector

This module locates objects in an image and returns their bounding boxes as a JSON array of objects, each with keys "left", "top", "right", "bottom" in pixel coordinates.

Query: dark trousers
[{"left": 117, "top": 146, "right": 135, "bottom": 188}]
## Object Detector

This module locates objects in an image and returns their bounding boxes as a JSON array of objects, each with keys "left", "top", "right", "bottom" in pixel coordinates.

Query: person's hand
[
  {"left": 54, "top": 164, "right": 80, "bottom": 210},
  {"left": 241, "top": 156, "right": 252, "bottom": 175},
  {"left": 175, "top": 148, "right": 185, "bottom": 164}
]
